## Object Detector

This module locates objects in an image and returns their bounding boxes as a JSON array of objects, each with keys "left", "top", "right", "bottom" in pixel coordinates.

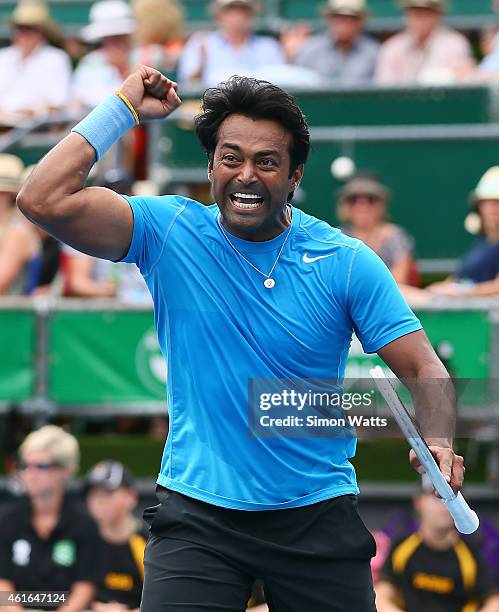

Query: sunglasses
[
  {"left": 15, "top": 25, "right": 39, "bottom": 33},
  {"left": 345, "top": 194, "right": 382, "bottom": 205},
  {"left": 18, "top": 461, "right": 63, "bottom": 471}
]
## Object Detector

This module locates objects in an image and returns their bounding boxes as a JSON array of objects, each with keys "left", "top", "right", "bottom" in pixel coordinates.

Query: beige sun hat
[
  {"left": 133, "top": 0, "right": 184, "bottom": 43},
  {"left": 400, "top": 0, "right": 446, "bottom": 11},
  {"left": 10, "top": 0, "right": 62, "bottom": 44},
  {"left": 81, "top": 0, "right": 136, "bottom": 43},
  {"left": 0, "top": 154, "right": 24, "bottom": 195},
  {"left": 211, "top": 0, "right": 259, "bottom": 14},
  {"left": 322, "top": 0, "right": 368, "bottom": 18}
]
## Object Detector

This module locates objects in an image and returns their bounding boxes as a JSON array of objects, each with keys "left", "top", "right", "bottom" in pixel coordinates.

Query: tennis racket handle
[{"left": 444, "top": 491, "right": 480, "bottom": 534}]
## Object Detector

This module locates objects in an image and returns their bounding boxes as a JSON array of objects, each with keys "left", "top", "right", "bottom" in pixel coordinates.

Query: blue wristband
[{"left": 71, "top": 94, "right": 136, "bottom": 161}]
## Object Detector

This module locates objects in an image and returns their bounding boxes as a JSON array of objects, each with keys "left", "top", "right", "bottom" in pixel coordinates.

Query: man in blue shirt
[
  {"left": 178, "top": 0, "right": 284, "bottom": 87},
  {"left": 288, "top": 0, "right": 379, "bottom": 84},
  {"left": 18, "top": 66, "right": 465, "bottom": 611}
]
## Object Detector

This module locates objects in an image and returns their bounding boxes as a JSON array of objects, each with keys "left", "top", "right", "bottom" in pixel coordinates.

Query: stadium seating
[{"left": 0, "top": 0, "right": 497, "bottom": 39}]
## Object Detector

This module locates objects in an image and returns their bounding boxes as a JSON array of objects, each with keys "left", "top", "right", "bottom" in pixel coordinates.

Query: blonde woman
[
  {"left": 0, "top": 426, "right": 102, "bottom": 612},
  {"left": 133, "top": 0, "right": 184, "bottom": 75}
]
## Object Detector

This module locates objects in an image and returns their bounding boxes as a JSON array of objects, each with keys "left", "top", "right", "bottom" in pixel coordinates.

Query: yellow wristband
[{"left": 115, "top": 89, "right": 140, "bottom": 125}]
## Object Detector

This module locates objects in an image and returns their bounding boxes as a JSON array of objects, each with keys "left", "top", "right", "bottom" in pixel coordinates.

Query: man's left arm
[
  {"left": 378, "top": 330, "right": 464, "bottom": 493},
  {"left": 346, "top": 243, "right": 463, "bottom": 493}
]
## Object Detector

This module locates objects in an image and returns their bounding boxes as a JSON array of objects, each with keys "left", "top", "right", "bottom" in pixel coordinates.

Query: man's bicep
[
  {"left": 377, "top": 330, "right": 440, "bottom": 380},
  {"left": 35, "top": 186, "right": 134, "bottom": 262}
]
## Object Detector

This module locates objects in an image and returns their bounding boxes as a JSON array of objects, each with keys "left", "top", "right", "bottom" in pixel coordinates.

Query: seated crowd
[
  {"left": 0, "top": 426, "right": 145, "bottom": 612},
  {"left": 1, "top": 426, "right": 498, "bottom": 611},
  {"left": 0, "top": 0, "right": 497, "bottom": 300},
  {"left": 0, "top": 425, "right": 268, "bottom": 611},
  {"left": 2, "top": 0, "right": 499, "bottom": 121}
]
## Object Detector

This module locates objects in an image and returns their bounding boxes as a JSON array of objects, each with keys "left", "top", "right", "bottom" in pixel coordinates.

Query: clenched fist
[{"left": 120, "top": 65, "right": 181, "bottom": 121}]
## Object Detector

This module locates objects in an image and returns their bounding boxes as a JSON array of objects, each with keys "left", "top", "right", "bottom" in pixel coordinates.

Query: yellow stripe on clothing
[
  {"left": 453, "top": 539, "right": 477, "bottom": 592},
  {"left": 462, "top": 599, "right": 479, "bottom": 612},
  {"left": 129, "top": 534, "right": 147, "bottom": 580},
  {"left": 392, "top": 533, "right": 422, "bottom": 574}
]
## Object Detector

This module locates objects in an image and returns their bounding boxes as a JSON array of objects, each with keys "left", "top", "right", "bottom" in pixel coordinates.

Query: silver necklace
[{"left": 217, "top": 207, "right": 292, "bottom": 289}]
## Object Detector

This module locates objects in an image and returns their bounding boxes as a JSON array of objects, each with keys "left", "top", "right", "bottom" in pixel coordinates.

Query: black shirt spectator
[
  {"left": 378, "top": 533, "right": 497, "bottom": 611},
  {"left": 85, "top": 460, "right": 146, "bottom": 611},
  {"left": 0, "top": 495, "right": 103, "bottom": 610},
  {"left": 95, "top": 518, "right": 147, "bottom": 608}
]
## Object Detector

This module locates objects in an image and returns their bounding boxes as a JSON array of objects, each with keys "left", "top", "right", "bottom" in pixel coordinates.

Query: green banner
[
  {"left": 346, "top": 310, "right": 493, "bottom": 406},
  {"left": 0, "top": 310, "right": 35, "bottom": 401},
  {"left": 48, "top": 310, "right": 164, "bottom": 404},
  {"left": 346, "top": 310, "right": 491, "bottom": 378},
  {"left": 45, "top": 307, "right": 494, "bottom": 407}
]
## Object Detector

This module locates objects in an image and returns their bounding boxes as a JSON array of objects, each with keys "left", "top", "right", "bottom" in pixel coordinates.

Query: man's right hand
[
  {"left": 120, "top": 65, "right": 182, "bottom": 122},
  {"left": 17, "top": 65, "right": 182, "bottom": 262}
]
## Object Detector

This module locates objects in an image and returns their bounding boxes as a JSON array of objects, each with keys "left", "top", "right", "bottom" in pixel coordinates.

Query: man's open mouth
[{"left": 230, "top": 192, "right": 264, "bottom": 210}]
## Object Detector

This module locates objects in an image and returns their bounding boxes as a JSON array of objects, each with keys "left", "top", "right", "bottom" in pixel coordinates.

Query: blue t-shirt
[
  {"left": 457, "top": 237, "right": 499, "bottom": 284},
  {"left": 121, "top": 195, "right": 422, "bottom": 510}
]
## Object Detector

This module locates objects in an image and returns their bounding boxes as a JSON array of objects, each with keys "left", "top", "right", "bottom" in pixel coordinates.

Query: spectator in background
[
  {"left": 337, "top": 175, "right": 430, "bottom": 305},
  {"left": 62, "top": 169, "right": 150, "bottom": 302},
  {"left": 0, "top": 426, "right": 102, "bottom": 611},
  {"left": 85, "top": 461, "right": 147, "bottom": 611},
  {"left": 0, "top": 154, "right": 24, "bottom": 239},
  {"left": 132, "top": 0, "right": 185, "bottom": 77},
  {"left": 0, "top": 0, "right": 71, "bottom": 125},
  {"left": 285, "top": 0, "right": 379, "bottom": 84},
  {"left": 371, "top": 529, "right": 392, "bottom": 583},
  {"left": 428, "top": 167, "right": 499, "bottom": 297},
  {"left": 178, "top": 0, "right": 284, "bottom": 86},
  {"left": 338, "top": 175, "right": 418, "bottom": 284},
  {"left": 375, "top": 485, "right": 499, "bottom": 611},
  {"left": 0, "top": 160, "right": 44, "bottom": 295},
  {"left": 478, "top": 29, "right": 499, "bottom": 79},
  {"left": 63, "top": 33, "right": 88, "bottom": 70},
  {"left": 375, "top": 0, "right": 474, "bottom": 85},
  {"left": 476, "top": 2, "right": 499, "bottom": 79},
  {"left": 71, "top": 0, "right": 135, "bottom": 109},
  {"left": 0, "top": 219, "right": 54, "bottom": 295}
]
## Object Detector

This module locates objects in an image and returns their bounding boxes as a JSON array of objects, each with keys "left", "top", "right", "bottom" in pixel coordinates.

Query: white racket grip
[{"left": 444, "top": 491, "right": 480, "bottom": 534}]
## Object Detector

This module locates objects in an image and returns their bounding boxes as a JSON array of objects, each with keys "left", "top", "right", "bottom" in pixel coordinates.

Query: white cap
[
  {"left": 323, "top": 0, "right": 367, "bottom": 17},
  {"left": 472, "top": 166, "right": 499, "bottom": 202},
  {"left": 81, "top": 0, "right": 135, "bottom": 43}
]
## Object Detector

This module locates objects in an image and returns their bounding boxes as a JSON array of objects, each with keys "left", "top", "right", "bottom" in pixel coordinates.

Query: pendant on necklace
[{"left": 264, "top": 278, "right": 276, "bottom": 289}]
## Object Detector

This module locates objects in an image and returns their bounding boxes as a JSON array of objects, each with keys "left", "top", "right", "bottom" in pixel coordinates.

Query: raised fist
[{"left": 120, "top": 65, "right": 181, "bottom": 121}]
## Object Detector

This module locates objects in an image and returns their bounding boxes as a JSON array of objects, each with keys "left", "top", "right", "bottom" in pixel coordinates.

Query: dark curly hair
[{"left": 194, "top": 76, "right": 310, "bottom": 201}]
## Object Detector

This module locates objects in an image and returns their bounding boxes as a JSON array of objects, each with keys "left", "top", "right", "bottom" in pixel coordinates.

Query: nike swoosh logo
[{"left": 303, "top": 253, "right": 336, "bottom": 264}]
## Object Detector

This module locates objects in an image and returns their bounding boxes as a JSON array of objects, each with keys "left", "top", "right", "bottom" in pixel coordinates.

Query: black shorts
[{"left": 140, "top": 487, "right": 377, "bottom": 612}]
